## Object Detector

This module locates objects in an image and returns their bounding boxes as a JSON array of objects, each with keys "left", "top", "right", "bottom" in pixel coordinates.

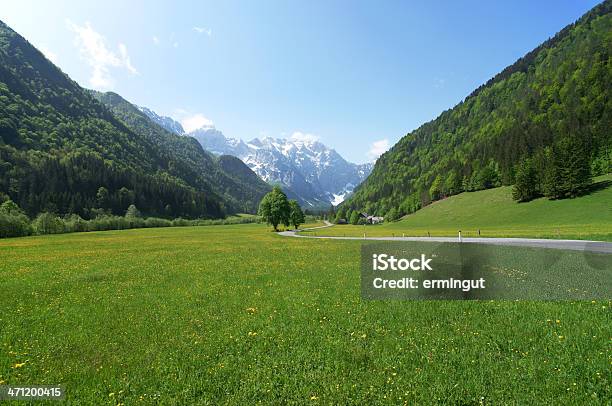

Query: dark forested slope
[
  {"left": 0, "top": 19, "right": 267, "bottom": 218},
  {"left": 91, "top": 91, "right": 271, "bottom": 214},
  {"left": 346, "top": 1, "right": 612, "bottom": 216}
]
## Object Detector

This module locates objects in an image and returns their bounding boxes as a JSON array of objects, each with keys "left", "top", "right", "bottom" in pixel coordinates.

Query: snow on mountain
[
  {"left": 137, "top": 106, "right": 372, "bottom": 207},
  {"left": 138, "top": 106, "right": 185, "bottom": 135},
  {"left": 191, "top": 130, "right": 372, "bottom": 207}
]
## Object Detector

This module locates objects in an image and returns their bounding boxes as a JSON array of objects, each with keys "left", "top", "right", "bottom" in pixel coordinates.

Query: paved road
[{"left": 279, "top": 222, "right": 612, "bottom": 254}]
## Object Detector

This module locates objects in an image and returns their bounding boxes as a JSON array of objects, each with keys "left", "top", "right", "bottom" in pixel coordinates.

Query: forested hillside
[
  {"left": 91, "top": 91, "right": 271, "bottom": 214},
  {"left": 0, "top": 19, "right": 266, "bottom": 218},
  {"left": 345, "top": 1, "right": 612, "bottom": 216}
]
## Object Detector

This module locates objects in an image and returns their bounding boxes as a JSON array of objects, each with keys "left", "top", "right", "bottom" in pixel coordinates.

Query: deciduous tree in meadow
[
  {"left": 288, "top": 200, "right": 305, "bottom": 229},
  {"left": 258, "top": 186, "right": 290, "bottom": 231}
]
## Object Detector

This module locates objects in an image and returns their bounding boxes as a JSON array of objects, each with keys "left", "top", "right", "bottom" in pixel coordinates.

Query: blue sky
[{"left": 1, "top": 0, "right": 602, "bottom": 163}]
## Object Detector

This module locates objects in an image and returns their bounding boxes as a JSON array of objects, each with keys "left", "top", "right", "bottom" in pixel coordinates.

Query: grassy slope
[
  {"left": 0, "top": 224, "right": 609, "bottom": 404},
  {"left": 311, "top": 174, "right": 612, "bottom": 240}
]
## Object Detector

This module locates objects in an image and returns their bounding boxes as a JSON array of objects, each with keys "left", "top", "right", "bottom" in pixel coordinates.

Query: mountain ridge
[
  {"left": 139, "top": 107, "right": 373, "bottom": 207},
  {"left": 0, "top": 19, "right": 268, "bottom": 218},
  {"left": 344, "top": 0, "right": 612, "bottom": 217},
  {"left": 191, "top": 127, "right": 373, "bottom": 207}
]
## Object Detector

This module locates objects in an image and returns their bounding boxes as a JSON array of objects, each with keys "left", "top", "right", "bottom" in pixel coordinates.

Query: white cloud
[
  {"left": 67, "top": 20, "right": 138, "bottom": 90},
  {"left": 181, "top": 114, "right": 214, "bottom": 133},
  {"left": 39, "top": 45, "right": 59, "bottom": 65},
  {"left": 193, "top": 26, "right": 212, "bottom": 36},
  {"left": 367, "top": 139, "right": 390, "bottom": 160},
  {"left": 173, "top": 41, "right": 179, "bottom": 48},
  {"left": 152, "top": 35, "right": 160, "bottom": 45},
  {"left": 290, "top": 131, "right": 319, "bottom": 143},
  {"left": 118, "top": 43, "right": 137, "bottom": 74}
]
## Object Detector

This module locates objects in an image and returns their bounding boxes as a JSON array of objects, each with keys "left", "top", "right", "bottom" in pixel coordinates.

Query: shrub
[
  {"left": 33, "top": 213, "right": 65, "bottom": 235},
  {"left": 0, "top": 213, "right": 31, "bottom": 238},
  {"left": 171, "top": 218, "right": 192, "bottom": 227},
  {"left": 144, "top": 217, "right": 172, "bottom": 228},
  {"left": 0, "top": 200, "right": 31, "bottom": 238},
  {"left": 386, "top": 207, "right": 399, "bottom": 222},
  {"left": 63, "top": 214, "right": 89, "bottom": 233}
]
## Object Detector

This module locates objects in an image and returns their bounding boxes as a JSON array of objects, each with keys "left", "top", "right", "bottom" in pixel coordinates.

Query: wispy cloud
[
  {"left": 152, "top": 35, "right": 160, "bottom": 45},
  {"left": 193, "top": 26, "right": 212, "bottom": 37},
  {"left": 181, "top": 113, "right": 214, "bottom": 133},
  {"left": 118, "top": 44, "right": 137, "bottom": 74},
  {"left": 67, "top": 20, "right": 138, "bottom": 90},
  {"left": 290, "top": 131, "right": 319, "bottom": 143},
  {"left": 367, "top": 139, "right": 389, "bottom": 161}
]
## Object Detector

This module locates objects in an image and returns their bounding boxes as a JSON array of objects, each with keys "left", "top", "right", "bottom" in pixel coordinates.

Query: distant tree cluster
[
  {"left": 0, "top": 196, "right": 264, "bottom": 239},
  {"left": 0, "top": 147, "right": 224, "bottom": 219},
  {"left": 258, "top": 186, "right": 305, "bottom": 231},
  {"left": 513, "top": 135, "right": 592, "bottom": 202},
  {"left": 344, "top": 3, "right": 612, "bottom": 217}
]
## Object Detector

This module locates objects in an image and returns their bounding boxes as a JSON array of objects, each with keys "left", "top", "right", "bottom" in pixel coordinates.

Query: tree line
[
  {"left": 0, "top": 197, "right": 263, "bottom": 239},
  {"left": 512, "top": 135, "right": 592, "bottom": 201}
]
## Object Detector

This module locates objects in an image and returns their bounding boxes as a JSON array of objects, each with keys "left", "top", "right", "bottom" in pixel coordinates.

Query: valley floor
[{"left": 0, "top": 224, "right": 610, "bottom": 404}]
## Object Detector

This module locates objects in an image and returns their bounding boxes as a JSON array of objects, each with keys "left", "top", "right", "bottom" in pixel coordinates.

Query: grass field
[
  {"left": 305, "top": 174, "right": 612, "bottom": 241},
  {"left": 0, "top": 224, "right": 610, "bottom": 404}
]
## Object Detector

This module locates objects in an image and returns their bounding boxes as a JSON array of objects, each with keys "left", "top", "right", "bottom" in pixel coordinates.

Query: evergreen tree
[
  {"left": 512, "top": 158, "right": 537, "bottom": 202},
  {"left": 560, "top": 136, "right": 591, "bottom": 197},
  {"left": 543, "top": 137, "right": 592, "bottom": 199}
]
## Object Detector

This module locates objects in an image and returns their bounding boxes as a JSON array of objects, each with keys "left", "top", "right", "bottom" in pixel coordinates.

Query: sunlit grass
[
  {"left": 0, "top": 224, "right": 609, "bottom": 403},
  {"left": 305, "top": 174, "right": 612, "bottom": 241}
]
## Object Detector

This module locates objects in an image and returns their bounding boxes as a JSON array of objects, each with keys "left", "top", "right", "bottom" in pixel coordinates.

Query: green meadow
[
  {"left": 308, "top": 174, "right": 612, "bottom": 241},
  {"left": 0, "top": 224, "right": 610, "bottom": 404}
]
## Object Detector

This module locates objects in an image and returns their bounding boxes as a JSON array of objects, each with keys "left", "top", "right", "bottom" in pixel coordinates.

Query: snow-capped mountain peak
[
  {"left": 137, "top": 106, "right": 372, "bottom": 208},
  {"left": 192, "top": 130, "right": 372, "bottom": 207}
]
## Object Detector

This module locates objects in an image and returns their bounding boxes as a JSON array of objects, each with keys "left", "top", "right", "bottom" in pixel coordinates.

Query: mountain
[
  {"left": 91, "top": 91, "right": 271, "bottom": 214},
  {"left": 138, "top": 106, "right": 185, "bottom": 135},
  {"left": 0, "top": 19, "right": 268, "bottom": 218},
  {"left": 190, "top": 127, "right": 373, "bottom": 208},
  {"left": 145, "top": 114, "right": 373, "bottom": 207},
  {"left": 344, "top": 1, "right": 612, "bottom": 217}
]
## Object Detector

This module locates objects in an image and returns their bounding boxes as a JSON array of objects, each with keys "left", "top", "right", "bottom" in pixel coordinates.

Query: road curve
[{"left": 278, "top": 222, "right": 612, "bottom": 254}]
